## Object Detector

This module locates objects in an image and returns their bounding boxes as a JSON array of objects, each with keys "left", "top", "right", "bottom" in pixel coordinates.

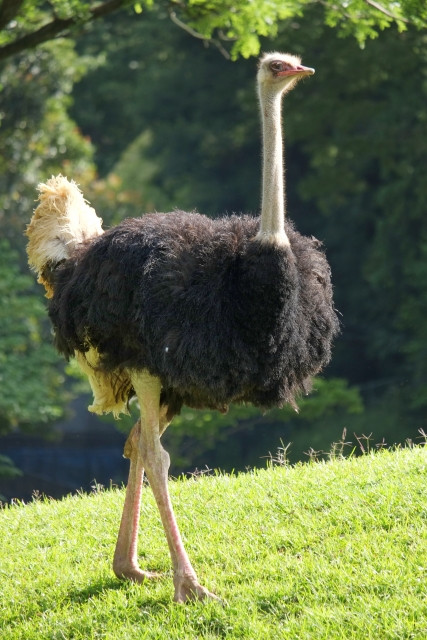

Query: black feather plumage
[{"left": 48, "top": 211, "right": 339, "bottom": 420}]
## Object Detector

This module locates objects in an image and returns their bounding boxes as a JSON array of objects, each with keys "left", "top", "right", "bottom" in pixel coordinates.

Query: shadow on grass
[
  {"left": 66, "top": 576, "right": 125, "bottom": 605},
  {"left": 2, "top": 577, "right": 173, "bottom": 632},
  {"left": 2, "top": 577, "right": 126, "bottom": 628},
  {"left": 66, "top": 572, "right": 171, "bottom": 610}
]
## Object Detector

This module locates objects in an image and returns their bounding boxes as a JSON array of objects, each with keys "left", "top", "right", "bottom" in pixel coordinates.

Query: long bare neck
[{"left": 256, "top": 86, "right": 290, "bottom": 246}]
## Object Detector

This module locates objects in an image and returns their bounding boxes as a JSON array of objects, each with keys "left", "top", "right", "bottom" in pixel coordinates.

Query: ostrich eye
[
  {"left": 270, "top": 61, "right": 284, "bottom": 72},
  {"left": 269, "top": 61, "right": 293, "bottom": 73}
]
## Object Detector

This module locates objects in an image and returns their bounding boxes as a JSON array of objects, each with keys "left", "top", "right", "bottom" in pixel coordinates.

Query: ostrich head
[{"left": 257, "top": 52, "right": 315, "bottom": 94}]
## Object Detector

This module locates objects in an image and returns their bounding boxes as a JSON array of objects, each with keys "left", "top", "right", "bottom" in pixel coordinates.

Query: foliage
[
  {"left": 0, "top": 240, "right": 67, "bottom": 434},
  {"left": 0, "top": 38, "right": 98, "bottom": 442},
  {"left": 287, "top": 384, "right": 426, "bottom": 461},
  {"left": 0, "top": 39, "right": 96, "bottom": 252},
  {"left": 0, "top": 455, "right": 21, "bottom": 493},
  {"left": 1, "top": 447, "right": 427, "bottom": 637},
  {"left": 1, "top": 0, "right": 427, "bottom": 64},
  {"left": 177, "top": 0, "right": 427, "bottom": 57},
  {"left": 280, "top": 18, "right": 427, "bottom": 408},
  {"left": 0, "top": 0, "right": 132, "bottom": 61},
  {"left": 0, "top": 454, "right": 21, "bottom": 478}
]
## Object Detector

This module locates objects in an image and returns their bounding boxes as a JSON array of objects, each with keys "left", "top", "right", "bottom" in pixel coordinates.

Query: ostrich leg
[
  {"left": 113, "top": 420, "right": 157, "bottom": 581},
  {"left": 132, "top": 371, "right": 218, "bottom": 603},
  {"left": 113, "top": 409, "right": 171, "bottom": 582}
]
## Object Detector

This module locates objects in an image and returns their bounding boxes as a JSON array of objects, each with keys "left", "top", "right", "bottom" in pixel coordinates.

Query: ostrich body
[{"left": 26, "top": 53, "right": 338, "bottom": 602}]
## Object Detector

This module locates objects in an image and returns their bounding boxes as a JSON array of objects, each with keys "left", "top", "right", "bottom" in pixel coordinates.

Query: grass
[{"left": 1, "top": 447, "right": 427, "bottom": 639}]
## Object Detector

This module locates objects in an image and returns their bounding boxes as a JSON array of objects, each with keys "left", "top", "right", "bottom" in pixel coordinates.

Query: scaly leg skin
[
  {"left": 113, "top": 420, "right": 158, "bottom": 582},
  {"left": 132, "top": 371, "right": 219, "bottom": 603}
]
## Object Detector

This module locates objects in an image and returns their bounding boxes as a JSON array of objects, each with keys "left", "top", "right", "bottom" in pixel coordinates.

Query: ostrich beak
[
  {"left": 296, "top": 65, "right": 315, "bottom": 75},
  {"left": 277, "top": 65, "right": 315, "bottom": 78}
]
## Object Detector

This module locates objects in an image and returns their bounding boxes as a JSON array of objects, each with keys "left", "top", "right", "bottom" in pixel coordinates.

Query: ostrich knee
[{"left": 140, "top": 441, "right": 170, "bottom": 483}]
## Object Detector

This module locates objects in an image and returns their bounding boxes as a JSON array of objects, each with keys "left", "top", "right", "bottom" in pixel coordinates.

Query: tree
[
  {"left": 0, "top": 38, "right": 96, "bottom": 453},
  {"left": 0, "top": 0, "right": 426, "bottom": 64},
  {"left": 0, "top": 240, "right": 67, "bottom": 435},
  {"left": 0, "top": 39, "right": 95, "bottom": 251}
]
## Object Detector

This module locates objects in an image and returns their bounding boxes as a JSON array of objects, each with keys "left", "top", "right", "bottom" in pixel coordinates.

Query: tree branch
[
  {"left": 364, "top": 0, "right": 412, "bottom": 24},
  {"left": 169, "top": 9, "right": 231, "bottom": 60},
  {"left": 0, "top": 0, "right": 131, "bottom": 63}
]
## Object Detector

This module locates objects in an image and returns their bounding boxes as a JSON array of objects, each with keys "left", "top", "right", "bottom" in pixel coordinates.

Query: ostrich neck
[{"left": 256, "top": 87, "right": 289, "bottom": 245}]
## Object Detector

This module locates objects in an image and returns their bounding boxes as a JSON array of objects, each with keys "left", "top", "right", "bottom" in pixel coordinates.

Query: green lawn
[{"left": 1, "top": 447, "right": 427, "bottom": 639}]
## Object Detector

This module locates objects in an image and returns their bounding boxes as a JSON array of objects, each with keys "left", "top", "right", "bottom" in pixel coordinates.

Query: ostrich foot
[
  {"left": 173, "top": 573, "right": 219, "bottom": 603},
  {"left": 114, "top": 563, "right": 160, "bottom": 583}
]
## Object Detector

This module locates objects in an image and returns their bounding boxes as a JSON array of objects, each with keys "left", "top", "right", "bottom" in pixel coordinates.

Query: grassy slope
[{"left": 1, "top": 448, "right": 427, "bottom": 639}]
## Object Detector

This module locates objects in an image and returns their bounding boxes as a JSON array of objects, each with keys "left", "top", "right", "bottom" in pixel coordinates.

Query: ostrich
[{"left": 26, "top": 53, "right": 338, "bottom": 602}]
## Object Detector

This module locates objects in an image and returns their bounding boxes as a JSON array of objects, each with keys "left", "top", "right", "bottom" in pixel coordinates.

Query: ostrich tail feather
[{"left": 26, "top": 175, "right": 104, "bottom": 296}]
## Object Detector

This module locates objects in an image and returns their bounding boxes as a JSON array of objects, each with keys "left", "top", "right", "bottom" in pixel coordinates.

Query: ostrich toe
[
  {"left": 114, "top": 565, "right": 160, "bottom": 583},
  {"left": 173, "top": 573, "right": 219, "bottom": 603}
]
